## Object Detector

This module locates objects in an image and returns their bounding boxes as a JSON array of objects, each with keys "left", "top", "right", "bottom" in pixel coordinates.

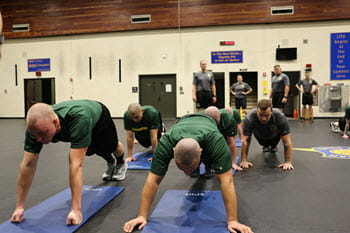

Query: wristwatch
[
  {"left": 283, "top": 96, "right": 288, "bottom": 98},
  {"left": 0, "top": 34, "right": 4, "bottom": 45}
]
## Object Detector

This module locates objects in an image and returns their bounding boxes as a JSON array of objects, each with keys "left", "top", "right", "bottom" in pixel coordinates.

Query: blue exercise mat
[
  {"left": 127, "top": 152, "right": 153, "bottom": 170},
  {"left": 235, "top": 137, "right": 242, "bottom": 147},
  {"left": 141, "top": 190, "right": 227, "bottom": 233},
  {"left": 0, "top": 185, "right": 124, "bottom": 233},
  {"left": 199, "top": 156, "right": 241, "bottom": 175}
]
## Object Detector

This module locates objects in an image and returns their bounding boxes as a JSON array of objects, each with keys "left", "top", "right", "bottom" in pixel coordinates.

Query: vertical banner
[{"left": 331, "top": 32, "right": 350, "bottom": 80}]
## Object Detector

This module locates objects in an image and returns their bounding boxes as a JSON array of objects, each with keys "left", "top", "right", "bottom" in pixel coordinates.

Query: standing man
[
  {"left": 123, "top": 114, "right": 253, "bottom": 233},
  {"left": 0, "top": 11, "right": 3, "bottom": 59},
  {"left": 124, "top": 103, "right": 163, "bottom": 162},
  {"left": 270, "top": 65, "right": 290, "bottom": 112},
  {"left": 230, "top": 74, "right": 253, "bottom": 114},
  {"left": 240, "top": 99, "right": 294, "bottom": 170},
  {"left": 295, "top": 71, "right": 319, "bottom": 121},
  {"left": 192, "top": 60, "right": 217, "bottom": 112},
  {"left": 10, "top": 100, "right": 126, "bottom": 226}
]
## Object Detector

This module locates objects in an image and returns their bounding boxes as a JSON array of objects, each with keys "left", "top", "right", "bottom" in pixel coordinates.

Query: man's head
[
  {"left": 26, "top": 103, "right": 60, "bottom": 144},
  {"left": 305, "top": 71, "right": 311, "bottom": 79},
  {"left": 256, "top": 99, "right": 273, "bottom": 124},
  {"left": 237, "top": 74, "right": 243, "bottom": 83},
  {"left": 173, "top": 138, "right": 202, "bottom": 175},
  {"left": 205, "top": 106, "right": 221, "bottom": 123},
  {"left": 273, "top": 65, "right": 282, "bottom": 75},
  {"left": 127, "top": 103, "right": 144, "bottom": 122},
  {"left": 200, "top": 60, "right": 207, "bottom": 72}
]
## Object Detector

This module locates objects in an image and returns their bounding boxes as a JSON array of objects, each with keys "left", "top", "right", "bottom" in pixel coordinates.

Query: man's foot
[
  {"left": 263, "top": 146, "right": 270, "bottom": 152},
  {"left": 270, "top": 147, "right": 278, "bottom": 153},
  {"left": 189, "top": 167, "right": 200, "bottom": 178},
  {"left": 113, "top": 163, "right": 128, "bottom": 181},
  {"left": 264, "top": 152, "right": 280, "bottom": 168},
  {"left": 102, "top": 163, "right": 115, "bottom": 181}
]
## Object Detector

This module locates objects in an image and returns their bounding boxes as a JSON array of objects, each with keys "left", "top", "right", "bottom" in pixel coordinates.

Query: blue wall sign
[
  {"left": 331, "top": 33, "right": 350, "bottom": 80},
  {"left": 211, "top": 51, "right": 243, "bottom": 64},
  {"left": 28, "top": 58, "right": 51, "bottom": 72}
]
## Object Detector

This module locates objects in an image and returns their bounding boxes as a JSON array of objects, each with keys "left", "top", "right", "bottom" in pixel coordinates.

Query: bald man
[
  {"left": 123, "top": 114, "right": 253, "bottom": 233},
  {"left": 11, "top": 100, "right": 126, "bottom": 226},
  {"left": 123, "top": 103, "right": 163, "bottom": 162},
  {"left": 204, "top": 106, "right": 241, "bottom": 171}
]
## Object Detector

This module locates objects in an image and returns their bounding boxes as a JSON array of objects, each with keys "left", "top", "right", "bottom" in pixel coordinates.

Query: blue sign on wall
[
  {"left": 211, "top": 51, "right": 243, "bottom": 64},
  {"left": 28, "top": 58, "right": 51, "bottom": 72},
  {"left": 331, "top": 33, "right": 350, "bottom": 80}
]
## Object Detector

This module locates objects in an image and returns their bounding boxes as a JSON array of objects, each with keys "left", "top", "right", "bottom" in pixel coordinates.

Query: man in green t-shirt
[
  {"left": 10, "top": 100, "right": 126, "bottom": 226},
  {"left": 204, "top": 106, "right": 242, "bottom": 171},
  {"left": 124, "top": 103, "right": 163, "bottom": 162},
  {"left": 123, "top": 114, "right": 253, "bottom": 233}
]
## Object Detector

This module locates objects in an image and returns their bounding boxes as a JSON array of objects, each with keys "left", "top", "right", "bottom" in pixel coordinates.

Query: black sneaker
[
  {"left": 270, "top": 147, "right": 278, "bottom": 153},
  {"left": 113, "top": 163, "right": 128, "bottom": 181},
  {"left": 189, "top": 167, "right": 200, "bottom": 178},
  {"left": 264, "top": 152, "right": 280, "bottom": 168},
  {"left": 102, "top": 163, "right": 115, "bottom": 181},
  {"left": 263, "top": 146, "right": 270, "bottom": 152},
  {"left": 204, "top": 169, "right": 215, "bottom": 179}
]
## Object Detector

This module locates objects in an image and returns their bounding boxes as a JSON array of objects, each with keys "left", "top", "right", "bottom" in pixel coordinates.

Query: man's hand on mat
[
  {"left": 123, "top": 216, "right": 147, "bottom": 232},
  {"left": 239, "top": 161, "right": 253, "bottom": 169},
  {"left": 278, "top": 162, "right": 294, "bottom": 170},
  {"left": 232, "top": 163, "right": 243, "bottom": 171},
  {"left": 10, "top": 207, "right": 25, "bottom": 223},
  {"left": 66, "top": 210, "right": 82, "bottom": 225},
  {"left": 227, "top": 220, "right": 254, "bottom": 233}
]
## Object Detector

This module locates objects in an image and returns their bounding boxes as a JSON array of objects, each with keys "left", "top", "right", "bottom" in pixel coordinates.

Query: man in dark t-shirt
[
  {"left": 124, "top": 103, "right": 163, "bottom": 161},
  {"left": 295, "top": 71, "right": 319, "bottom": 121},
  {"left": 123, "top": 114, "right": 253, "bottom": 233},
  {"left": 240, "top": 99, "right": 294, "bottom": 170},
  {"left": 192, "top": 60, "right": 217, "bottom": 111},
  {"left": 270, "top": 65, "right": 290, "bottom": 112},
  {"left": 11, "top": 100, "right": 126, "bottom": 226}
]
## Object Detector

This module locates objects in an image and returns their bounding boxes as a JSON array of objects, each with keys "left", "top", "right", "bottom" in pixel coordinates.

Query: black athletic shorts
[
  {"left": 235, "top": 97, "right": 247, "bottom": 109},
  {"left": 196, "top": 91, "right": 213, "bottom": 109},
  {"left": 86, "top": 103, "right": 119, "bottom": 156},
  {"left": 272, "top": 92, "right": 285, "bottom": 109},
  {"left": 302, "top": 93, "right": 313, "bottom": 105},
  {"left": 255, "top": 135, "right": 281, "bottom": 148}
]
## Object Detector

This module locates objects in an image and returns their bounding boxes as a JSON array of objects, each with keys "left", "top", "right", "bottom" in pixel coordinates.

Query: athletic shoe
[
  {"left": 189, "top": 167, "right": 200, "bottom": 178},
  {"left": 113, "top": 163, "right": 128, "bottom": 181},
  {"left": 264, "top": 152, "right": 280, "bottom": 168},
  {"left": 102, "top": 163, "right": 115, "bottom": 181},
  {"left": 270, "top": 147, "right": 278, "bottom": 153},
  {"left": 204, "top": 169, "right": 215, "bottom": 179},
  {"left": 263, "top": 146, "right": 270, "bottom": 152}
]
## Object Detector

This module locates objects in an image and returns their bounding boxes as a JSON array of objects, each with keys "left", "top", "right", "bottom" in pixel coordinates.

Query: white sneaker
[{"left": 113, "top": 163, "right": 128, "bottom": 181}]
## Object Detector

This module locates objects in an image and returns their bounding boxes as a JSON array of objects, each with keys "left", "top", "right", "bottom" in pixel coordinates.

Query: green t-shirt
[
  {"left": 123, "top": 105, "right": 161, "bottom": 139},
  {"left": 150, "top": 114, "right": 232, "bottom": 176},
  {"left": 232, "top": 108, "right": 242, "bottom": 124},
  {"left": 218, "top": 109, "right": 237, "bottom": 137},
  {"left": 24, "top": 100, "right": 102, "bottom": 153}
]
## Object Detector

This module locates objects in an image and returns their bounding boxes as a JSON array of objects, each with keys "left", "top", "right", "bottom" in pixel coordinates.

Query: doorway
[
  {"left": 139, "top": 74, "right": 176, "bottom": 119},
  {"left": 24, "top": 78, "right": 56, "bottom": 116},
  {"left": 229, "top": 72, "right": 258, "bottom": 110},
  {"left": 213, "top": 72, "right": 225, "bottom": 109}
]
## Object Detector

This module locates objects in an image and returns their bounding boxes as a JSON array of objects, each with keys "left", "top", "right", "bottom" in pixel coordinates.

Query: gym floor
[{"left": 0, "top": 118, "right": 349, "bottom": 233}]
